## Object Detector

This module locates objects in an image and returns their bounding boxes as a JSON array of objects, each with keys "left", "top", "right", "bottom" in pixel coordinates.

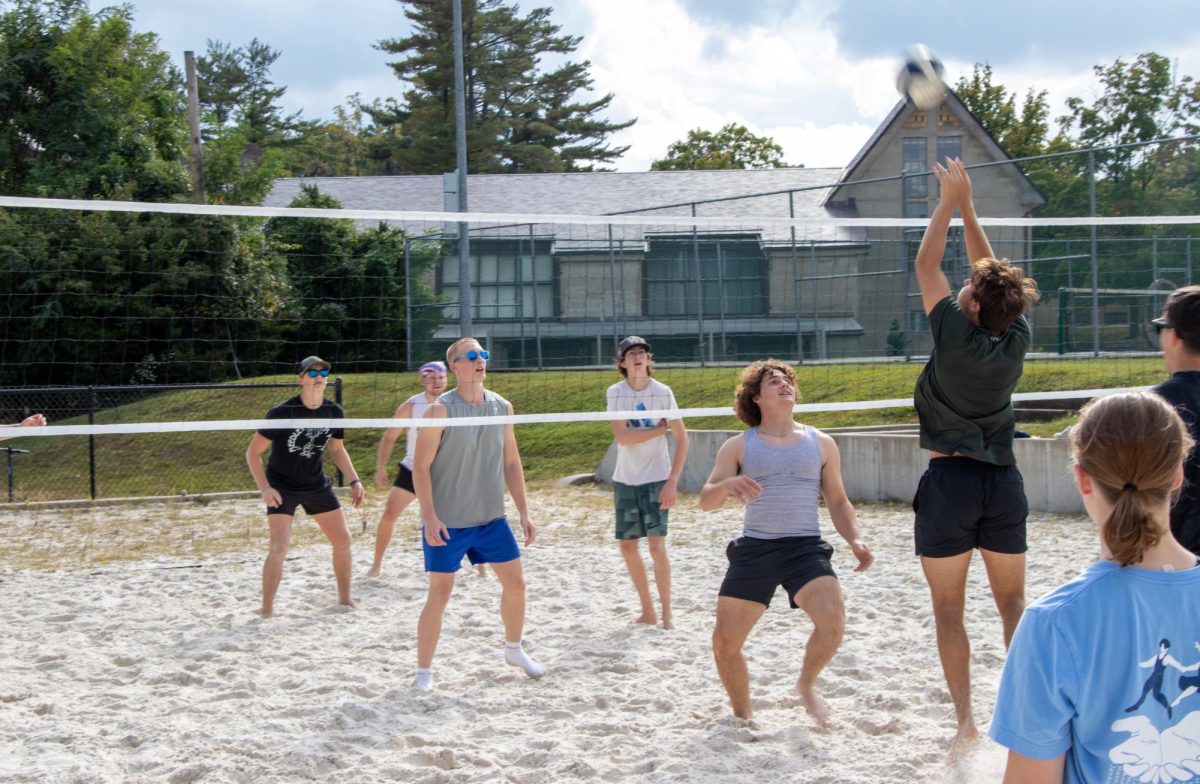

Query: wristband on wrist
[{"left": 349, "top": 479, "right": 362, "bottom": 486}]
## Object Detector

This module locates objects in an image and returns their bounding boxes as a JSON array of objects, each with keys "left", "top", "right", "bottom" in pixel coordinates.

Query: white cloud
[{"left": 573, "top": 0, "right": 908, "bottom": 170}]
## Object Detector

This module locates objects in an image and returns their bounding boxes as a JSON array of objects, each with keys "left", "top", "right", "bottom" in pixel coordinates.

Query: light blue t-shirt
[{"left": 989, "top": 560, "right": 1200, "bottom": 784}]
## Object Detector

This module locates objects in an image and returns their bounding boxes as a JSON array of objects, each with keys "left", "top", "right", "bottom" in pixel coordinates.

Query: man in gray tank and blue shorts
[
  {"left": 409, "top": 337, "right": 546, "bottom": 691},
  {"left": 701, "top": 359, "right": 874, "bottom": 724}
]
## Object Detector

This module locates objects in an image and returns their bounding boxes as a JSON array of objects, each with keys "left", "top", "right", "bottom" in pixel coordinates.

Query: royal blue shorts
[{"left": 422, "top": 516, "right": 521, "bottom": 573}]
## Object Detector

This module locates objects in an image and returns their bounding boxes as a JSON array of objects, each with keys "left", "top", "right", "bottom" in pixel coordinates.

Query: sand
[{"left": 0, "top": 485, "right": 1098, "bottom": 783}]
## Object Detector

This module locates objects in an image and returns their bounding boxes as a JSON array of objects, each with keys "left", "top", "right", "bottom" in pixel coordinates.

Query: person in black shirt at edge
[
  {"left": 245, "top": 356, "right": 365, "bottom": 618},
  {"left": 1152, "top": 285, "right": 1200, "bottom": 556},
  {"left": 911, "top": 158, "right": 1040, "bottom": 752}
]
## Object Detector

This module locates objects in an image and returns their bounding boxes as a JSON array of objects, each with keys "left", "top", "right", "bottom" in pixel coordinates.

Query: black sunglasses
[{"left": 1153, "top": 321, "right": 1173, "bottom": 336}]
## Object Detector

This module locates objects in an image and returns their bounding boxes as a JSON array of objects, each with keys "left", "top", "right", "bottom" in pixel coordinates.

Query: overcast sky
[{"left": 99, "top": 0, "right": 1200, "bottom": 171}]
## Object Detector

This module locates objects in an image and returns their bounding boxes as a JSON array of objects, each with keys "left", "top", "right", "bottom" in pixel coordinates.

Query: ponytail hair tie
[{"left": 1123, "top": 482, "right": 1138, "bottom": 492}]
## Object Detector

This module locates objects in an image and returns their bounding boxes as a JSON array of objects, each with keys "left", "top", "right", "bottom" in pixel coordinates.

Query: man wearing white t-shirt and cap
[{"left": 606, "top": 336, "right": 689, "bottom": 629}]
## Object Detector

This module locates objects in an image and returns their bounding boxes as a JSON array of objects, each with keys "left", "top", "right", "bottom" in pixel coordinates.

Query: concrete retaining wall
[{"left": 597, "top": 431, "right": 1082, "bottom": 514}]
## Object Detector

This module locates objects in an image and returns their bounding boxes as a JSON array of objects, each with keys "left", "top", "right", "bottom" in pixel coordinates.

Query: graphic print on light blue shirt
[
  {"left": 988, "top": 561, "right": 1200, "bottom": 784},
  {"left": 631, "top": 402, "right": 656, "bottom": 429}
]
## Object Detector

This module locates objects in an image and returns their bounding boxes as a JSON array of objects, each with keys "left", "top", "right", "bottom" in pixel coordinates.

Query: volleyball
[{"left": 896, "top": 44, "right": 947, "bottom": 110}]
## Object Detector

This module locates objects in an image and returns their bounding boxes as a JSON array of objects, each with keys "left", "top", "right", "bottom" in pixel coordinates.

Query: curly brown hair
[
  {"left": 971, "top": 258, "right": 1040, "bottom": 334},
  {"left": 733, "top": 359, "right": 797, "bottom": 427}
]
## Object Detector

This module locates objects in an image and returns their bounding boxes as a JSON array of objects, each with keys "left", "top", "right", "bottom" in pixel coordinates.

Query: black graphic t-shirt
[
  {"left": 258, "top": 395, "right": 346, "bottom": 493},
  {"left": 1153, "top": 370, "right": 1200, "bottom": 555}
]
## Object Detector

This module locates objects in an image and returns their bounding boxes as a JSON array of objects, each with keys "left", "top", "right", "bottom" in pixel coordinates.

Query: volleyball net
[{"left": 0, "top": 192, "right": 1194, "bottom": 501}]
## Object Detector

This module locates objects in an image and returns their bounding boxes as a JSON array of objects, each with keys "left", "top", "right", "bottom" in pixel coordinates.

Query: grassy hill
[{"left": 1, "top": 357, "right": 1167, "bottom": 502}]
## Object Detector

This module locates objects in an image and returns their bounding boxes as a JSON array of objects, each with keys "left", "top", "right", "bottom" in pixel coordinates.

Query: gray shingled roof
[{"left": 265, "top": 168, "right": 866, "bottom": 246}]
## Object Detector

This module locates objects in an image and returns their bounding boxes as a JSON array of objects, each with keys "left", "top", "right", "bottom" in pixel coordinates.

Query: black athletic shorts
[
  {"left": 718, "top": 535, "right": 836, "bottom": 609},
  {"left": 266, "top": 484, "right": 340, "bottom": 517},
  {"left": 392, "top": 464, "right": 416, "bottom": 493},
  {"left": 913, "top": 457, "right": 1028, "bottom": 557}
]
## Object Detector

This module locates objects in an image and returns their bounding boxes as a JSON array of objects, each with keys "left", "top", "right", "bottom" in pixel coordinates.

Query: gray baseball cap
[
  {"left": 616, "top": 336, "right": 651, "bottom": 359},
  {"left": 297, "top": 355, "right": 330, "bottom": 374}
]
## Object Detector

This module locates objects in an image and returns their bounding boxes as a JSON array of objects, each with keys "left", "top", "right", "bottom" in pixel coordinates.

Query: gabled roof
[
  {"left": 821, "top": 90, "right": 1046, "bottom": 210},
  {"left": 264, "top": 168, "right": 867, "bottom": 246}
]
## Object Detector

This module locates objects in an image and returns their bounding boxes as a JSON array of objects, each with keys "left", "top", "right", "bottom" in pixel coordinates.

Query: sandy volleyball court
[{"left": 0, "top": 485, "right": 1096, "bottom": 783}]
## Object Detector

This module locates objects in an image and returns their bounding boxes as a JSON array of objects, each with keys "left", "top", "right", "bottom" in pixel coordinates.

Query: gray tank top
[
  {"left": 430, "top": 388, "right": 509, "bottom": 527},
  {"left": 741, "top": 426, "right": 823, "bottom": 539}
]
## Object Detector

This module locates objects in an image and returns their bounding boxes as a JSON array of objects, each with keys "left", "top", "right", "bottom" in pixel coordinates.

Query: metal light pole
[{"left": 453, "top": 0, "right": 472, "bottom": 334}]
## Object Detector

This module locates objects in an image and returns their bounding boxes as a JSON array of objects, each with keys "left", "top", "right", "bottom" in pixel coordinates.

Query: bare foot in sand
[
  {"left": 949, "top": 722, "right": 979, "bottom": 759},
  {"left": 796, "top": 682, "right": 830, "bottom": 725},
  {"left": 258, "top": 607, "right": 275, "bottom": 619},
  {"left": 661, "top": 612, "right": 675, "bottom": 630},
  {"left": 634, "top": 613, "right": 657, "bottom": 625},
  {"left": 366, "top": 566, "right": 382, "bottom": 578},
  {"left": 338, "top": 598, "right": 360, "bottom": 611},
  {"left": 476, "top": 564, "right": 488, "bottom": 578}
]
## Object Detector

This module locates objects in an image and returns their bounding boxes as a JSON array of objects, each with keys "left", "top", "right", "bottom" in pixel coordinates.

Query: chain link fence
[{"left": 0, "top": 380, "right": 344, "bottom": 503}]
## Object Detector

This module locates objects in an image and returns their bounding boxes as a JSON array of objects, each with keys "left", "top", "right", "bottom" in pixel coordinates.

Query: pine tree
[{"left": 373, "top": 0, "right": 633, "bottom": 173}]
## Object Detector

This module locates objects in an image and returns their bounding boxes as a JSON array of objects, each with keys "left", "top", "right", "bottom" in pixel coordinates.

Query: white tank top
[{"left": 400, "top": 392, "right": 434, "bottom": 469}]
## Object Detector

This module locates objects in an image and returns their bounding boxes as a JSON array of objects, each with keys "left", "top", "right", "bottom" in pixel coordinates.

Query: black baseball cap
[
  {"left": 616, "top": 336, "right": 651, "bottom": 359},
  {"left": 297, "top": 355, "right": 330, "bottom": 374}
]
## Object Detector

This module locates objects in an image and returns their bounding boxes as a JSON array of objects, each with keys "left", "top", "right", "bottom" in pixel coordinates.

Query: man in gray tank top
[
  {"left": 911, "top": 158, "right": 1039, "bottom": 750},
  {"left": 409, "top": 337, "right": 545, "bottom": 691},
  {"left": 701, "top": 360, "right": 874, "bottom": 723}
]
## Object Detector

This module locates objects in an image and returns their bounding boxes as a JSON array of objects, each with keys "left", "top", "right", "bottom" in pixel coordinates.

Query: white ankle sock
[
  {"left": 412, "top": 668, "right": 433, "bottom": 691},
  {"left": 504, "top": 641, "right": 546, "bottom": 679}
]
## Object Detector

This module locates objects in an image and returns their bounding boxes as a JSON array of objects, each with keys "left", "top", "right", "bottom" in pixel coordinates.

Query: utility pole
[
  {"left": 452, "top": 0, "right": 472, "bottom": 334},
  {"left": 183, "top": 51, "right": 205, "bottom": 203}
]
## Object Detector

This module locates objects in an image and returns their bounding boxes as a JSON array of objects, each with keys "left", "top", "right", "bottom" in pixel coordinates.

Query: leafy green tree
[
  {"left": 651, "top": 123, "right": 789, "bottom": 170},
  {"left": 195, "top": 37, "right": 317, "bottom": 204},
  {"left": 0, "top": 2, "right": 301, "bottom": 383},
  {"left": 954, "top": 64, "right": 1051, "bottom": 161},
  {"left": 1060, "top": 53, "right": 1199, "bottom": 211},
  {"left": 264, "top": 186, "right": 444, "bottom": 370},
  {"left": 281, "top": 98, "right": 412, "bottom": 177},
  {"left": 197, "top": 37, "right": 308, "bottom": 145},
  {"left": 374, "top": 0, "right": 633, "bottom": 173},
  {"left": 0, "top": 0, "right": 191, "bottom": 200}
]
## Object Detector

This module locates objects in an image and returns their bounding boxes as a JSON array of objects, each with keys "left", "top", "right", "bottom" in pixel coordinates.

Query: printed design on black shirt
[
  {"left": 1111, "top": 638, "right": 1200, "bottom": 781},
  {"left": 287, "top": 427, "right": 332, "bottom": 460}
]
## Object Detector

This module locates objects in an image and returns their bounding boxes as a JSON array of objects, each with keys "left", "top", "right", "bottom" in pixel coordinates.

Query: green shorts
[{"left": 614, "top": 480, "right": 668, "bottom": 540}]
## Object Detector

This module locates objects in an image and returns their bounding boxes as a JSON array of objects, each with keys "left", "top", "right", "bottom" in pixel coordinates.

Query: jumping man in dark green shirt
[{"left": 911, "top": 158, "right": 1039, "bottom": 752}]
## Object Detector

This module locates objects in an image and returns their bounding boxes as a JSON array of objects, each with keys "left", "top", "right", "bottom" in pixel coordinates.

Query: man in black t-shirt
[
  {"left": 245, "top": 356, "right": 364, "bottom": 617},
  {"left": 911, "top": 158, "right": 1040, "bottom": 750},
  {"left": 1152, "top": 286, "right": 1200, "bottom": 555}
]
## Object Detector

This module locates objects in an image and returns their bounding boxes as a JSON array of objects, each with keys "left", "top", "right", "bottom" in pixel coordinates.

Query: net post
[
  {"left": 1057, "top": 288, "right": 1067, "bottom": 354},
  {"left": 529, "top": 223, "right": 543, "bottom": 370},
  {"left": 6, "top": 448, "right": 14, "bottom": 503},
  {"left": 692, "top": 202, "right": 705, "bottom": 367},
  {"left": 1089, "top": 150, "right": 1100, "bottom": 356},
  {"left": 789, "top": 191, "right": 802, "bottom": 363},
  {"left": 608, "top": 224, "right": 618, "bottom": 362},
  {"left": 810, "top": 242, "right": 821, "bottom": 360},
  {"left": 404, "top": 236, "right": 412, "bottom": 370},
  {"left": 87, "top": 387, "right": 97, "bottom": 500}
]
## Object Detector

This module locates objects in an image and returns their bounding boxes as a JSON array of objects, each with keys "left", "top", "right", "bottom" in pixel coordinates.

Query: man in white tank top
[
  {"left": 366, "top": 361, "right": 447, "bottom": 578},
  {"left": 700, "top": 360, "right": 874, "bottom": 723}
]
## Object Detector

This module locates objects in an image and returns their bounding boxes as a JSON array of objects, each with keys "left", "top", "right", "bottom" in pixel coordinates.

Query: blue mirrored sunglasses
[
  {"left": 305, "top": 368, "right": 331, "bottom": 377},
  {"left": 451, "top": 350, "right": 490, "bottom": 362}
]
